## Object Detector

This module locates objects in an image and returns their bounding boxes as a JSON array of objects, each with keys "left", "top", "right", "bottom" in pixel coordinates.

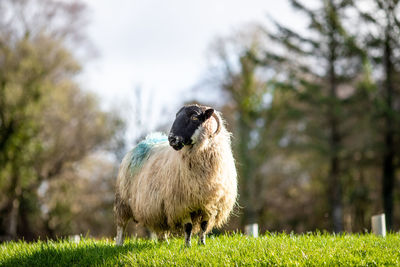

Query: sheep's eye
[{"left": 191, "top": 115, "right": 198, "bottom": 121}]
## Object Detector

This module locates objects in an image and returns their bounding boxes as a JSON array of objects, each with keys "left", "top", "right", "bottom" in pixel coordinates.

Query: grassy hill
[{"left": 1, "top": 233, "right": 399, "bottom": 266}]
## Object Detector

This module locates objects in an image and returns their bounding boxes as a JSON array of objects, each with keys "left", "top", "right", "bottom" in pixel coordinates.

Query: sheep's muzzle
[{"left": 168, "top": 135, "right": 184, "bottom": 151}]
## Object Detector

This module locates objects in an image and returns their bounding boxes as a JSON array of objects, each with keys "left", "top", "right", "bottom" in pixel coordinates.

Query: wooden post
[
  {"left": 371, "top": 214, "right": 386, "bottom": 237},
  {"left": 245, "top": 223, "right": 258, "bottom": 237}
]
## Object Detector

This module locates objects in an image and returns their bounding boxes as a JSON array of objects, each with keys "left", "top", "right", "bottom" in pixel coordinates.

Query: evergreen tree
[
  {"left": 356, "top": 0, "right": 400, "bottom": 230},
  {"left": 252, "top": 0, "right": 365, "bottom": 232},
  {"left": 207, "top": 27, "right": 270, "bottom": 227}
]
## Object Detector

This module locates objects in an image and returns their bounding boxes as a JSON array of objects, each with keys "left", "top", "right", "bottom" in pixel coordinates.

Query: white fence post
[
  {"left": 371, "top": 213, "right": 386, "bottom": 237},
  {"left": 245, "top": 223, "right": 259, "bottom": 237},
  {"left": 69, "top": 234, "right": 81, "bottom": 243}
]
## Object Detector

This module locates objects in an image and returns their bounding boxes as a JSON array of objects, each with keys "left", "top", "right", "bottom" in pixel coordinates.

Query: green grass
[{"left": 1, "top": 233, "right": 399, "bottom": 266}]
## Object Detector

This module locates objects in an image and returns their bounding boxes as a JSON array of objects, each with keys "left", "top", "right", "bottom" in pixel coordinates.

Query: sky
[{"left": 80, "top": 0, "right": 304, "bottom": 141}]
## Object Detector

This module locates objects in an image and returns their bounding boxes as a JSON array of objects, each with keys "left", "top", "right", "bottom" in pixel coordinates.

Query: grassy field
[{"left": 1, "top": 233, "right": 399, "bottom": 266}]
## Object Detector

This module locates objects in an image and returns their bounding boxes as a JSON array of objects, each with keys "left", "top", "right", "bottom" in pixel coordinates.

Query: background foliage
[{"left": 0, "top": 0, "right": 399, "bottom": 241}]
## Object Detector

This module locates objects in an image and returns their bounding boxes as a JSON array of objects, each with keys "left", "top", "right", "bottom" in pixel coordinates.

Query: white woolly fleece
[{"left": 115, "top": 110, "right": 237, "bottom": 236}]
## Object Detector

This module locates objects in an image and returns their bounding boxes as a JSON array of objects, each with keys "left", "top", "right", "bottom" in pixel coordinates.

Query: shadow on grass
[{"left": 2, "top": 241, "right": 156, "bottom": 267}]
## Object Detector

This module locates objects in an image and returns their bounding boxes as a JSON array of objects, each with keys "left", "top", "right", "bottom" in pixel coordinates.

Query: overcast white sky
[{"left": 79, "top": 0, "right": 304, "bottom": 141}]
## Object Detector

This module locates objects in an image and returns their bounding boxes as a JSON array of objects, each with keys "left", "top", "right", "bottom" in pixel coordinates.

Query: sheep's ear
[{"left": 203, "top": 109, "right": 214, "bottom": 121}]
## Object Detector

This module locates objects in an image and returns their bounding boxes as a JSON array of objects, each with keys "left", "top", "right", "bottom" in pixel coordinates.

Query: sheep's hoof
[
  {"left": 198, "top": 239, "right": 206, "bottom": 245},
  {"left": 185, "top": 241, "right": 191, "bottom": 247}
]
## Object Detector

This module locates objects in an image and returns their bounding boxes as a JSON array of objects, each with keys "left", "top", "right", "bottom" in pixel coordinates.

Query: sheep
[{"left": 114, "top": 104, "right": 237, "bottom": 247}]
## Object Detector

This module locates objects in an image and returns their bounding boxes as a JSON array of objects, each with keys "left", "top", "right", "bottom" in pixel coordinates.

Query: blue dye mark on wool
[{"left": 130, "top": 132, "right": 168, "bottom": 174}]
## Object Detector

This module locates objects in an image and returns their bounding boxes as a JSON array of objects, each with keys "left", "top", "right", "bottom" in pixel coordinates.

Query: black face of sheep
[{"left": 168, "top": 106, "right": 214, "bottom": 150}]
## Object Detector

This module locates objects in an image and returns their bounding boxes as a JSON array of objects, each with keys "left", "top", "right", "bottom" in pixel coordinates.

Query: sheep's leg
[
  {"left": 184, "top": 223, "right": 192, "bottom": 247},
  {"left": 114, "top": 192, "right": 132, "bottom": 246},
  {"left": 184, "top": 222, "right": 193, "bottom": 247},
  {"left": 182, "top": 216, "right": 193, "bottom": 247},
  {"left": 198, "top": 221, "right": 208, "bottom": 245},
  {"left": 115, "top": 223, "right": 127, "bottom": 246},
  {"left": 157, "top": 232, "right": 169, "bottom": 244}
]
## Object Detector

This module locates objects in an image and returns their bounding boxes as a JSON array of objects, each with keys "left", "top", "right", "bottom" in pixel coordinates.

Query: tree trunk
[
  {"left": 238, "top": 115, "right": 257, "bottom": 227},
  {"left": 327, "top": 3, "right": 343, "bottom": 232},
  {"left": 329, "top": 152, "right": 343, "bottom": 232},
  {"left": 382, "top": 25, "right": 394, "bottom": 231},
  {"left": 8, "top": 193, "right": 20, "bottom": 237},
  {"left": 354, "top": 166, "right": 368, "bottom": 232},
  {"left": 4, "top": 169, "right": 22, "bottom": 238}
]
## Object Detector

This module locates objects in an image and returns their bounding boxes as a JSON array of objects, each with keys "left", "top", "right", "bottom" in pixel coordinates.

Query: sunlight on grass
[{"left": 1, "top": 233, "right": 399, "bottom": 266}]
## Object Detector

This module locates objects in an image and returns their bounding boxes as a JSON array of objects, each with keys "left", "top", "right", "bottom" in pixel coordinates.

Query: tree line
[
  {"left": 1, "top": 0, "right": 399, "bottom": 240},
  {"left": 210, "top": 0, "right": 400, "bottom": 233},
  {"left": 0, "top": 0, "right": 124, "bottom": 240}
]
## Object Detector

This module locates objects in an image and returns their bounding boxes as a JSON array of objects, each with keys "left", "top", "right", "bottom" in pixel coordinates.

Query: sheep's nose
[
  {"left": 169, "top": 136, "right": 177, "bottom": 145},
  {"left": 168, "top": 135, "right": 184, "bottom": 150}
]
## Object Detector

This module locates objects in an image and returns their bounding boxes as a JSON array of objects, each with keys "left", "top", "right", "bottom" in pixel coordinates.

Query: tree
[
  {"left": 0, "top": 0, "right": 124, "bottom": 239},
  {"left": 355, "top": 0, "right": 400, "bottom": 230},
  {"left": 253, "top": 0, "right": 366, "bottom": 232},
  {"left": 207, "top": 26, "right": 272, "bottom": 227}
]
